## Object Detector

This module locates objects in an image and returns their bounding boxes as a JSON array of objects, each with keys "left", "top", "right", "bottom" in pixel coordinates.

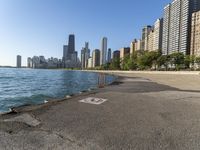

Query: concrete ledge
[{"left": 3, "top": 113, "right": 40, "bottom": 127}]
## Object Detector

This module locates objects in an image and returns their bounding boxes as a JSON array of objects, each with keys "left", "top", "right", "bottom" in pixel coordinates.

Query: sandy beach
[{"left": 1, "top": 71, "right": 200, "bottom": 150}]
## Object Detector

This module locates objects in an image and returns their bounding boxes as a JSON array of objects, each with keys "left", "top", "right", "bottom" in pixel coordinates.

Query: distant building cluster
[
  {"left": 15, "top": 0, "right": 200, "bottom": 69},
  {"left": 80, "top": 37, "right": 113, "bottom": 69},
  {"left": 25, "top": 34, "right": 81, "bottom": 69},
  {"left": 27, "top": 56, "right": 62, "bottom": 69}
]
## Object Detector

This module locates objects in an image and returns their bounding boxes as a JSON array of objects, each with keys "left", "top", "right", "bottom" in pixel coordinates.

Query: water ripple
[{"left": 0, "top": 68, "right": 115, "bottom": 112}]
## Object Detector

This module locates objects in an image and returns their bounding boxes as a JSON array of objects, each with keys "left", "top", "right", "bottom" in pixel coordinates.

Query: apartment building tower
[
  {"left": 191, "top": 10, "right": 200, "bottom": 56},
  {"left": 141, "top": 26, "right": 152, "bottom": 51},
  {"left": 162, "top": 0, "right": 200, "bottom": 55},
  {"left": 153, "top": 18, "right": 163, "bottom": 51}
]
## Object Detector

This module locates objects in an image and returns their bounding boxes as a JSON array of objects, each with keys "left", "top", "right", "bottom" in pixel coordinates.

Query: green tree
[
  {"left": 121, "top": 54, "right": 130, "bottom": 70},
  {"left": 110, "top": 58, "right": 120, "bottom": 70},
  {"left": 184, "top": 55, "right": 195, "bottom": 69},
  {"left": 128, "top": 53, "right": 138, "bottom": 70},
  {"left": 195, "top": 56, "right": 200, "bottom": 69},
  {"left": 137, "top": 51, "right": 160, "bottom": 70},
  {"left": 137, "top": 52, "right": 150, "bottom": 70},
  {"left": 157, "top": 55, "right": 169, "bottom": 70},
  {"left": 169, "top": 52, "right": 184, "bottom": 71},
  {"left": 190, "top": 55, "right": 196, "bottom": 70},
  {"left": 149, "top": 51, "right": 161, "bottom": 70}
]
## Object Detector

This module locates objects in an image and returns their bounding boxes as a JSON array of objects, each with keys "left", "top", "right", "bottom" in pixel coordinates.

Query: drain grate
[{"left": 79, "top": 97, "right": 107, "bottom": 105}]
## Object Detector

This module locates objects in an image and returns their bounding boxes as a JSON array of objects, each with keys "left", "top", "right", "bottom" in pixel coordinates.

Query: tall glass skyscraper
[
  {"left": 62, "top": 34, "right": 78, "bottom": 68},
  {"left": 68, "top": 34, "right": 75, "bottom": 54},
  {"left": 107, "top": 48, "right": 112, "bottom": 63},
  {"left": 16, "top": 55, "right": 22, "bottom": 68},
  {"left": 100, "top": 37, "right": 107, "bottom": 65},
  {"left": 63, "top": 45, "right": 68, "bottom": 61}
]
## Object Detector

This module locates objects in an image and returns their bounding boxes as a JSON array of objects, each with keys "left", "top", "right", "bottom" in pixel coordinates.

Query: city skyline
[{"left": 0, "top": 0, "right": 170, "bottom": 66}]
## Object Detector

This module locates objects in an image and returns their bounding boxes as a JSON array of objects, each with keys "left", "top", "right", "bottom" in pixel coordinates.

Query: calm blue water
[{"left": 0, "top": 68, "right": 115, "bottom": 113}]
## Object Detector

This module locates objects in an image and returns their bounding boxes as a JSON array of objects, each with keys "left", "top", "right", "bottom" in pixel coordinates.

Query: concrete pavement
[{"left": 1, "top": 74, "right": 200, "bottom": 149}]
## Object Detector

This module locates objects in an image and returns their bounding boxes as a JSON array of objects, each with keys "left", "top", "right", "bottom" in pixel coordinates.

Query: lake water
[{"left": 0, "top": 68, "right": 115, "bottom": 113}]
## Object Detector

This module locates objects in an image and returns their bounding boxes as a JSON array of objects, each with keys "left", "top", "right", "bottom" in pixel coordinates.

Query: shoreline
[
  {"left": 1, "top": 90, "right": 97, "bottom": 116},
  {"left": 3, "top": 67, "right": 200, "bottom": 75},
  {"left": 0, "top": 73, "right": 119, "bottom": 116},
  {"left": 82, "top": 70, "right": 200, "bottom": 75},
  {"left": 1, "top": 72, "right": 200, "bottom": 149},
  {"left": 1, "top": 70, "right": 199, "bottom": 116}
]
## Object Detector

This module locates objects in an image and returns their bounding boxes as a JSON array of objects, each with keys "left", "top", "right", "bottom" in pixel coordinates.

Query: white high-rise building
[
  {"left": 162, "top": 0, "right": 200, "bottom": 55},
  {"left": 100, "top": 37, "right": 107, "bottom": 65},
  {"left": 130, "top": 39, "right": 137, "bottom": 55},
  {"left": 162, "top": 4, "right": 171, "bottom": 55},
  {"left": 136, "top": 39, "right": 142, "bottom": 51},
  {"left": 84, "top": 42, "right": 90, "bottom": 68},
  {"left": 81, "top": 42, "right": 90, "bottom": 69},
  {"left": 147, "top": 29, "right": 154, "bottom": 51},
  {"left": 153, "top": 18, "right": 163, "bottom": 51},
  {"left": 87, "top": 57, "right": 93, "bottom": 68},
  {"left": 168, "top": 0, "right": 181, "bottom": 54}
]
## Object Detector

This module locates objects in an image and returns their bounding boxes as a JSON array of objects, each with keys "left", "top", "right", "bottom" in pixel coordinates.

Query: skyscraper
[
  {"left": 27, "top": 57, "right": 32, "bottom": 68},
  {"left": 130, "top": 39, "right": 137, "bottom": 55},
  {"left": 147, "top": 29, "right": 154, "bottom": 51},
  {"left": 68, "top": 34, "right": 75, "bottom": 54},
  {"left": 141, "top": 26, "right": 152, "bottom": 51},
  {"left": 135, "top": 39, "right": 142, "bottom": 51},
  {"left": 87, "top": 57, "right": 93, "bottom": 68},
  {"left": 190, "top": 10, "right": 200, "bottom": 56},
  {"left": 16, "top": 55, "right": 22, "bottom": 68},
  {"left": 84, "top": 42, "right": 90, "bottom": 68},
  {"left": 100, "top": 37, "right": 107, "bottom": 65},
  {"left": 162, "top": 0, "right": 200, "bottom": 55},
  {"left": 92, "top": 49, "right": 100, "bottom": 67},
  {"left": 162, "top": 4, "right": 171, "bottom": 55},
  {"left": 81, "top": 47, "right": 86, "bottom": 69},
  {"left": 153, "top": 18, "right": 163, "bottom": 51},
  {"left": 113, "top": 50, "right": 120, "bottom": 60},
  {"left": 63, "top": 45, "right": 68, "bottom": 61},
  {"left": 81, "top": 42, "right": 90, "bottom": 69},
  {"left": 107, "top": 48, "right": 112, "bottom": 63},
  {"left": 120, "top": 47, "right": 130, "bottom": 59},
  {"left": 62, "top": 34, "right": 78, "bottom": 68}
]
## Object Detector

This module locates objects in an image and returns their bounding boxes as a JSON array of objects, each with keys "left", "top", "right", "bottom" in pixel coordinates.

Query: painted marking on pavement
[{"left": 79, "top": 97, "right": 107, "bottom": 105}]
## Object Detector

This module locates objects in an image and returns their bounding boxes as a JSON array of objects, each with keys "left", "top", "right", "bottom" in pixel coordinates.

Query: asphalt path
[{"left": 1, "top": 75, "right": 200, "bottom": 150}]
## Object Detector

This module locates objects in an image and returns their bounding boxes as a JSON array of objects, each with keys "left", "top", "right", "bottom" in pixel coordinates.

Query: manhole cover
[{"left": 79, "top": 97, "right": 107, "bottom": 105}]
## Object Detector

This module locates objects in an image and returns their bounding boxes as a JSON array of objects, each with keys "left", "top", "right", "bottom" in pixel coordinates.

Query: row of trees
[{"left": 99, "top": 51, "right": 200, "bottom": 71}]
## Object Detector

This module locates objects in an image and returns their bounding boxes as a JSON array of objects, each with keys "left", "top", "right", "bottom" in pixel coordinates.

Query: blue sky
[{"left": 0, "top": 0, "right": 170, "bottom": 66}]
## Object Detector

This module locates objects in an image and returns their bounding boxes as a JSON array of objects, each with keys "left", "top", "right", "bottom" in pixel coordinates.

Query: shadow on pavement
[{"left": 108, "top": 77, "right": 200, "bottom": 94}]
